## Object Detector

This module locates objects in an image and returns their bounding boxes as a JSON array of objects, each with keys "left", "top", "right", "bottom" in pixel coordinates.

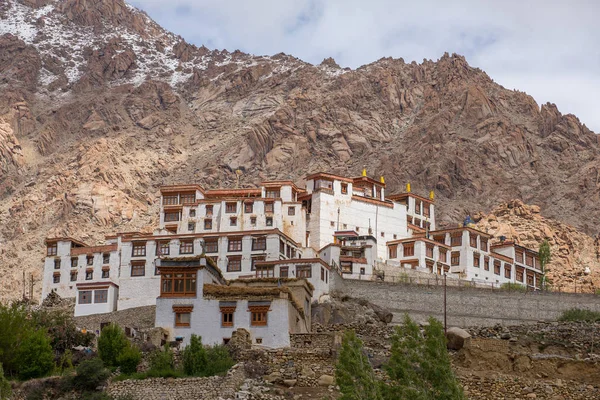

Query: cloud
[{"left": 131, "top": 0, "right": 600, "bottom": 132}]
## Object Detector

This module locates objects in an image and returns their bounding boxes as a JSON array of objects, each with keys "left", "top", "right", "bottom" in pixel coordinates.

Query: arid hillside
[{"left": 1, "top": 0, "right": 600, "bottom": 301}]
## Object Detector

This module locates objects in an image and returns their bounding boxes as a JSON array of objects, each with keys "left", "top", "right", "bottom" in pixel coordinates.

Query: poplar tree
[
  {"left": 539, "top": 240, "right": 551, "bottom": 290},
  {"left": 335, "top": 330, "right": 381, "bottom": 400}
]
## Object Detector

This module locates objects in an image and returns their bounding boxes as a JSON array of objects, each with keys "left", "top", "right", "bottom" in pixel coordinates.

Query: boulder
[
  {"left": 446, "top": 327, "right": 471, "bottom": 350},
  {"left": 318, "top": 375, "right": 335, "bottom": 387}
]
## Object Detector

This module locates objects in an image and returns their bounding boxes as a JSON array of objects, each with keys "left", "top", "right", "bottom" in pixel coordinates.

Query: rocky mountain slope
[{"left": 1, "top": 0, "right": 600, "bottom": 301}]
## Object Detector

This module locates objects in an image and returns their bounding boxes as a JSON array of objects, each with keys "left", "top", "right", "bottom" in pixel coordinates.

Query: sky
[{"left": 131, "top": 0, "right": 600, "bottom": 132}]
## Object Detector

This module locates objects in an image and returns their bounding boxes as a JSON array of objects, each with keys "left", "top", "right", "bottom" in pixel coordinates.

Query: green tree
[
  {"left": 71, "top": 358, "right": 111, "bottom": 392},
  {"left": 17, "top": 329, "right": 55, "bottom": 380},
  {"left": 204, "top": 344, "right": 234, "bottom": 376},
  {"left": 182, "top": 334, "right": 208, "bottom": 376},
  {"left": 116, "top": 344, "right": 141, "bottom": 375},
  {"left": 0, "top": 303, "right": 33, "bottom": 376},
  {"left": 539, "top": 240, "right": 552, "bottom": 291},
  {"left": 0, "top": 363, "right": 11, "bottom": 400},
  {"left": 335, "top": 330, "right": 381, "bottom": 400},
  {"left": 97, "top": 324, "right": 128, "bottom": 367},
  {"left": 148, "top": 345, "right": 176, "bottom": 376}
]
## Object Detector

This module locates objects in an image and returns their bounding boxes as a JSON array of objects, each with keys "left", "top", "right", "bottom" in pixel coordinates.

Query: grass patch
[
  {"left": 559, "top": 308, "right": 600, "bottom": 322},
  {"left": 500, "top": 282, "right": 528, "bottom": 292}
]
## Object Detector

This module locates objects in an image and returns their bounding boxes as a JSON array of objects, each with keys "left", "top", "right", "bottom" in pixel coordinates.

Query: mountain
[{"left": 1, "top": 0, "right": 600, "bottom": 301}]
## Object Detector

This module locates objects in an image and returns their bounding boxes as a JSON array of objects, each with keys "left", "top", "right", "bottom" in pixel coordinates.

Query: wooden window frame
[
  {"left": 480, "top": 239, "right": 488, "bottom": 252},
  {"left": 264, "top": 202, "right": 274, "bottom": 213},
  {"left": 102, "top": 253, "right": 110, "bottom": 264},
  {"left": 403, "top": 243, "right": 415, "bottom": 257},
  {"left": 132, "top": 242, "right": 146, "bottom": 257},
  {"left": 204, "top": 239, "right": 218, "bottom": 253},
  {"left": 251, "top": 255, "right": 266, "bottom": 271},
  {"left": 280, "top": 266, "right": 289, "bottom": 278},
  {"left": 225, "top": 202, "right": 237, "bottom": 213},
  {"left": 288, "top": 206, "right": 295, "bottom": 216},
  {"left": 101, "top": 269, "right": 109, "bottom": 279},
  {"left": 256, "top": 265, "right": 275, "bottom": 278},
  {"left": 53, "top": 274, "right": 60, "bottom": 283},
  {"left": 525, "top": 254, "right": 534, "bottom": 267},
  {"left": 494, "top": 260, "right": 501, "bottom": 275},
  {"left": 54, "top": 259, "right": 61, "bottom": 269},
  {"left": 473, "top": 253, "right": 480, "bottom": 268},
  {"left": 204, "top": 218, "right": 213, "bottom": 230},
  {"left": 426, "top": 244, "right": 434, "bottom": 258},
  {"left": 205, "top": 205, "right": 213, "bottom": 216},
  {"left": 71, "top": 257, "right": 78, "bottom": 268},
  {"left": 249, "top": 306, "right": 269, "bottom": 326},
  {"left": 450, "top": 234, "right": 462, "bottom": 247},
  {"left": 230, "top": 216, "right": 237, "bottom": 226},
  {"left": 504, "top": 264, "right": 512, "bottom": 279},
  {"left": 94, "top": 289, "right": 108, "bottom": 304},
  {"left": 164, "top": 211, "right": 180, "bottom": 222},
  {"left": 163, "top": 195, "right": 179, "bottom": 205},
  {"left": 227, "top": 257, "right": 242, "bottom": 272},
  {"left": 250, "top": 216, "right": 257, "bottom": 225},
  {"left": 451, "top": 251, "right": 460, "bottom": 266},
  {"left": 470, "top": 234, "right": 477, "bottom": 248},
  {"left": 221, "top": 307, "right": 235, "bottom": 327},
  {"left": 180, "top": 193, "right": 196, "bottom": 204},
  {"left": 388, "top": 245, "right": 398, "bottom": 259},
  {"left": 161, "top": 271, "right": 197, "bottom": 297},
  {"left": 341, "top": 183, "right": 348, "bottom": 194},
  {"left": 484, "top": 256, "right": 490, "bottom": 271},
  {"left": 423, "top": 204, "right": 430, "bottom": 217},
  {"left": 131, "top": 261, "right": 146, "bottom": 277},
  {"left": 228, "top": 237, "right": 243, "bottom": 252},
  {"left": 87, "top": 255, "right": 94, "bottom": 266},
  {"left": 266, "top": 216, "right": 273, "bottom": 226},
  {"left": 439, "top": 249, "right": 447, "bottom": 263},
  {"left": 414, "top": 201, "right": 421, "bottom": 215},
  {"left": 78, "top": 290, "right": 92, "bottom": 304},
  {"left": 516, "top": 251, "right": 524, "bottom": 263},
  {"left": 173, "top": 305, "right": 193, "bottom": 327},
  {"left": 265, "top": 189, "right": 280, "bottom": 199},
  {"left": 157, "top": 241, "right": 170, "bottom": 256},
  {"left": 188, "top": 222, "right": 195, "bottom": 232},
  {"left": 179, "top": 240, "right": 194, "bottom": 255},
  {"left": 85, "top": 270, "right": 93, "bottom": 280},
  {"left": 70, "top": 271, "right": 77, "bottom": 282},
  {"left": 252, "top": 236, "right": 267, "bottom": 251},
  {"left": 296, "top": 265, "right": 312, "bottom": 278},
  {"left": 244, "top": 202, "right": 254, "bottom": 213},
  {"left": 47, "top": 243, "right": 58, "bottom": 256},
  {"left": 189, "top": 209, "right": 196, "bottom": 218}
]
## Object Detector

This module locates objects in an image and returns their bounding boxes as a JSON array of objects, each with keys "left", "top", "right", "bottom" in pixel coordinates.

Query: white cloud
[{"left": 131, "top": 0, "right": 600, "bottom": 132}]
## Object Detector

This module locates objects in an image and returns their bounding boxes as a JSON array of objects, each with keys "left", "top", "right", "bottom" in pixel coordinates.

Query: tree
[
  {"left": 97, "top": 324, "right": 128, "bottom": 367},
  {"left": 539, "top": 240, "right": 552, "bottom": 291},
  {"left": 204, "top": 344, "right": 234, "bottom": 376},
  {"left": 0, "top": 363, "right": 11, "bottom": 400},
  {"left": 0, "top": 303, "right": 33, "bottom": 376},
  {"left": 335, "top": 330, "right": 381, "bottom": 400},
  {"left": 71, "top": 358, "right": 111, "bottom": 392},
  {"left": 182, "top": 334, "right": 208, "bottom": 376},
  {"left": 116, "top": 344, "right": 141, "bottom": 374},
  {"left": 17, "top": 329, "right": 55, "bottom": 380}
]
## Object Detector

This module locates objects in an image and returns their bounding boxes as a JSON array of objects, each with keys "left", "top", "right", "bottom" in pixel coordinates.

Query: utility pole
[{"left": 444, "top": 272, "right": 447, "bottom": 333}]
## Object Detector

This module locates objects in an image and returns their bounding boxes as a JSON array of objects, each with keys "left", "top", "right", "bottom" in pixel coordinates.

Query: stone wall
[
  {"left": 290, "top": 332, "right": 340, "bottom": 349},
  {"left": 333, "top": 279, "right": 600, "bottom": 327},
  {"left": 106, "top": 363, "right": 246, "bottom": 400}
]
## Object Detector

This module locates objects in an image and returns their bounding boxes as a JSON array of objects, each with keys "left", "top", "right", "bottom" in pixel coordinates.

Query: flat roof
[
  {"left": 387, "top": 192, "right": 434, "bottom": 204},
  {"left": 305, "top": 172, "right": 353, "bottom": 183},
  {"left": 430, "top": 226, "right": 492, "bottom": 238},
  {"left": 386, "top": 237, "right": 451, "bottom": 249},
  {"left": 45, "top": 237, "right": 88, "bottom": 247},
  {"left": 352, "top": 176, "right": 386, "bottom": 188},
  {"left": 160, "top": 184, "right": 205, "bottom": 194}
]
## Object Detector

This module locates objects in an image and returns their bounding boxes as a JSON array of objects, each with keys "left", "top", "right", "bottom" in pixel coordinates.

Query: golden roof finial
[
  {"left": 429, "top": 190, "right": 434, "bottom": 200},
  {"left": 380, "top": 176, "right": 385, "bottom": 184},
  {"left": 406, "top": 182, "right": 411, "bottom": 193},
  {"left": 362, "top": 168, "right": 367, "bottom": 177}
]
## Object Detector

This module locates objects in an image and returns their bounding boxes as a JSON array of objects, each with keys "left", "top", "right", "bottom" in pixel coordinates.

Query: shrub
[
  {"left": 117, "top": 344, "right": 141, "bottom": 375},
  {"left": 98, "top": 324, "right": 128, "bottom": 367},
  {"left": 182, "top": 335, "right": 207, "bottom": 376},
  {"left": 17, "top": 329, "right": 55, "bottom": 380},
  {"left": 0, "top": 363, "right": 11, "bottom": 400},
  {"left": 148, "top": 345, "right": 175, "bottom": 375},
  {"left": 500, "top": 282, "right": 527, "bottom": 292},
  {"left": 71, "top": 358, "right": 110, "bottom": 392},
  {"left": 0, "top": 303, "right": 34, "bottom": 376},
  {"left": 204, "top": 344, "right": 234, "bottom": 376},
  {"left": 559, "top": 308, "right": 600, "bottom": 322}
]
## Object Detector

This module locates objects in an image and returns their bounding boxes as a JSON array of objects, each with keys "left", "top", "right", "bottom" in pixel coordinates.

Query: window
[
  {"left": 356, "top": 227, "right": 360, "bottom": 232},
  {"left": 252, "top": 236, "right": 267, "bottom": 251},
  {"left": 244, "top": 202, "right": 254, "bottom": 213},
  {"left": 250, "top": 217, "right": 257, "bottom": 226},
  {"left": 131, "top": 261, "right": 145, "bottom": 277},
  {"left": 71, "top": 257, "right": 78, "bottom": 268},
  {"left": 321, "top": 267, "right": 325, "bottom": 281},
  {"left": 484, "top": 257, "right": 490, "bottom": 271},
  {"left": 423, "top": 204, "right": 430, "bottom": 217},
  {"left": 87, "top": 255, "right": 94, "bottom": 266},
  {"left": 473, "top": 253, "right": 480, "bottom": 268},
  {"left": 525, "top": 254, "right": 534, "bottom": 267},
  {"left": 161, "top": 272, "right": 197, "bottom": 297},
  {"left": 132, "top": 242, "right": 146, "bottom": 257},
  {"left": 439, "top": 249, "right": 447, "bottom": 263},
  {"left": 225, "top": 202, "right": 237, "bottom": 213},
  {"left": 451, "top": 252, "right": 460, "bottom": 266},
  {"left": 250, "top": 306, "right": 269, "bottom": 326},
  {"left": 451, "top": 234, "right": 462, "bottom": 246},
  {"left": 480, "top": 239, "right": 488, "bottom": 252},
  {"left": 180, "top": 240, "right": 194, "bottom": 254},
  {"left": 157, "top": 241, "right": 170, "bottom": 256},
  {"left": 341, "top": 183, "right": 348, "bottom": 194},
  {"left": 414, "top": 201, "right": 421, "bottom": 214},
  {"left": 330, "top": 221, "right": 335, "bottom": 228},
  {"left": 516, "top": 252, "right": 524, "bottom": 263},
  {"left": 230, "top": 217, "right": 237, "bottom": 226},
  {"left": 79, "top": 291, "right": 92, "bottom": 304},
  {"left": 228, "top": 237, "right": 242, "bottom": 252},
  {"left": 206, "top": 205, "right": 213, "bottom": 216},
  {"left": 189, "top": 209, "right": 196, "bottom": 217},
  {"left": 163, "top": 195, "right": 178, "bottom": 205},
  {"left": 403, "top": 243, "right": 415, "bottom": 257},
  {"left": 102, "top": 269, "right": 109, "bottom": 278},
  {"left": 516, "top": 269, "right": 524, "bottom": 282},
  {"left": 70, "top": 271, "right": 77, "bottom": 282},
  {"left": 102, "top": 253, "right": 110, "bottom": 264},
  {"left": 256, "top": 266, "right": 274, "bottom": 278},
  {"left": 173, "top": 306, "right": 193, "bottom": 327},
  {"left": 85, "top": 270, "right": 93, "bottom": 280},
  {"left": 434, "top": 235, "right": 445, "bottom": 244},
  {"left": 360, "top": 267, "right": 366, "bottom": 275},
  {"left": 426, "top": 244, "right": 434, "bottom": 258},
  {"left": 280, "top": 240, "right": 285, "bottom": 254},
  {"left": 227, "top": 258, "right": 241, "bottom": 272},
  {"left": 265, "top": 217, "right": 273, "bottom": 226},
  {"left": 204, "top": 239, "right": 218, "bottom": 253},
  {"left": 265, "top": 189, "right": 280, "bottom": 199},
  {"left": 164, "top": 212, "right": 180, "bottom": 222},
  {"left": 527, "top": 274, "right": 534, "bottom": 286},
  {"left": 265, "top": 202, "right": 274, "bottom": 213},
  {"left": 47, "top": 243, "right": 57, "bottom": 256},
  {"left": 389, "top": 245, "right": 398, "bottom": 259},
  {"left": 188, "top": 222, "right": 195, "bottom": 231},
  {"left": 288, "top": 206, "right": 295, "bottom": 216},
  {"left": 251, "top": 256, "right": 266, "bottom": 270},
  {"left": 504, "top": 264, "right": 512, "bottom": 279},
  {"left": 181, "top": 193, "right": 195, "bottom": 204},
  {"left": 296, "top": 265, "right": 312, "bottom": 278},
  {"left": 381, "top": 232, "right": 385, "bottom": 238},
  {"left": 94, "top": 290, "right": 108, "bottom": 304},
  {"left": 221, "top": 307, "right": 235, "bottom": 327},
  {"left": 54, "top": 259, "right": 61, "bottom": 269},
  {"left": 204, "top": 219, "right": 212, "bottom": 230},
  {"left": 470, "top": 234, "right": 477, "bottom": 248},
  {"left": 494, "top": 260, "right": 501, "bottom": 275},
  {"left": 53, "top": 274, "right": 60, "bottom": 283}
]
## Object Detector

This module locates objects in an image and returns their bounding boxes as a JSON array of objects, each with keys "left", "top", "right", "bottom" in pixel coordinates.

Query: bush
[
  {"left": 500, "top": 282, "right": 527, "bottom": 292},
  {"left": 559, "top": 308, "right": 600, "bottom": 322},
  {"left": 148, "top": 345, "right": 175, "bottom": 375},
  {"left": 182, "top": 335, "right": 207, "bottom": 376},
  {"left": 0, "top": 363, "right": 11, "bottom": 400},
  {"left": 18, "top": 329, "right": 55, "bottom": 380},
  {"left": 117, "top": 345, "right": 141, "bottom": 375},
  {"left": 98, "top": 324, "right": 128, "bottom": 367},
  {"left": 204, "top": 345, "right": 235, "bottom": 376},
  {"left": 71, "top": 358, "right": 110, "bottom": 392},
  {"left": 0, "top": 303, "right": 34, "bottom": 376}
]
